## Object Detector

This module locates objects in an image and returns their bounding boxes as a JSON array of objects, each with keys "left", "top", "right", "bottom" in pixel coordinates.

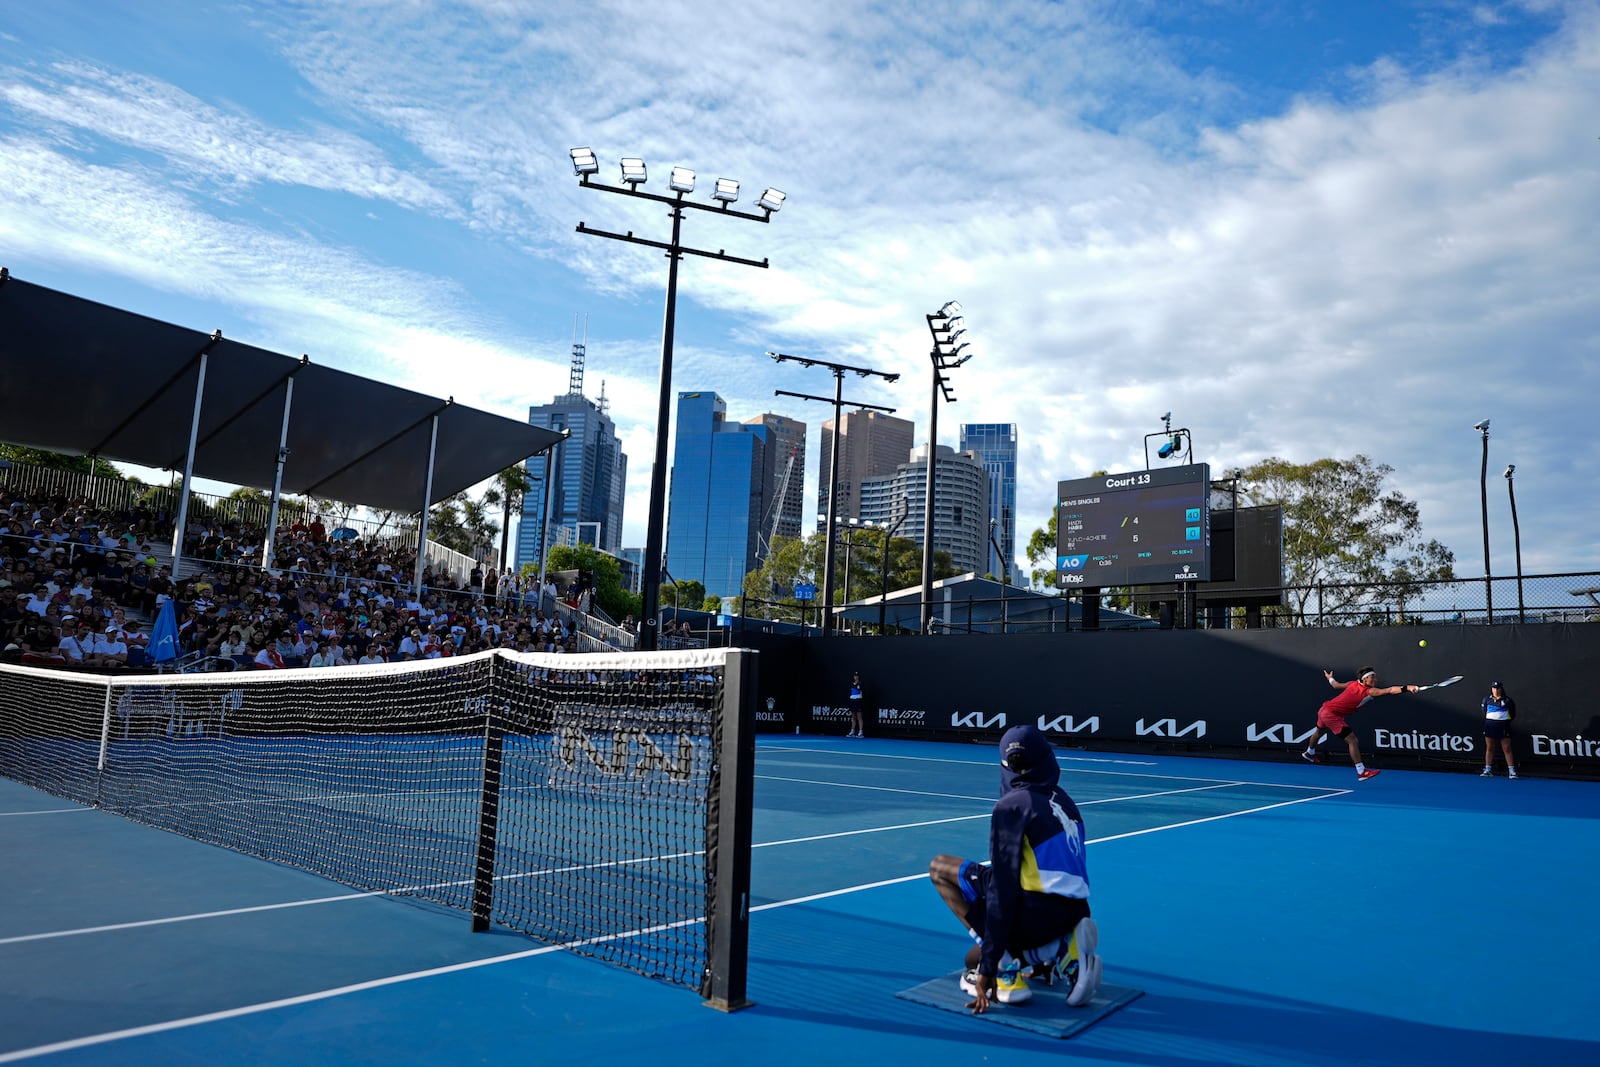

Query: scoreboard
[{"left": 1056, "top": 463, "right": 1211, "bottom": 588}]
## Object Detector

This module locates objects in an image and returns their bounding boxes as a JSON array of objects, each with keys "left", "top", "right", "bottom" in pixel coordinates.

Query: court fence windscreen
[{"left": 0, "top": 648, "right": 758, "bottom": 1009}]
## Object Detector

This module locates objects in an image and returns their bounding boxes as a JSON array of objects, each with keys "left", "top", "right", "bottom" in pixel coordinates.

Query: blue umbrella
[{"left": 329, "top": 527, "right": 360, "bottom": 542}]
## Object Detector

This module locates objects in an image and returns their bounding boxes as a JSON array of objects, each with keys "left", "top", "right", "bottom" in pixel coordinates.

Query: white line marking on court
[
  {"left": 756, "top": 773, "right": 995, "bottom": 804},
  {"left": 760, "top": 744, "right": 1336, "bottom": 790},
  {"left": 0, "top": 900, "right": 715, "bottom": 1064},
  {"left": 1078, "top": 782, "right": 1245, "bottom": 804},
  {"left": 755, "top": 813, "right": 990, "bottom": 846},
  {"left": 0, "top": 807, "right": 93, "bottom": 817},
  {"left": 750, "top": 787, "right": 1352, "bottom": 912},
  {"left": 4, "top": 779, "right": 1299, "bottom": 944},
  {"left": 0, "top": 891, "right": 387, "bottom": 945},
  {"left": 0, "top": 783, "right": 1352, "bottom": 1062},
  {"left": 766, "top": 742, "right": 1158, "bottom": 768}
]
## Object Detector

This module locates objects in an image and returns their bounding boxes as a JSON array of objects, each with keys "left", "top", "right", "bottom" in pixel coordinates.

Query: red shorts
[{"left": 1317, "top": 710, "right": 1350, "bottom": 735}]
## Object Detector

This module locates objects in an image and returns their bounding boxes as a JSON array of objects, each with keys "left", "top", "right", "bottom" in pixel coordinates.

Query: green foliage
[
  {"left": 740, "top": 529, "right": 956, "bottom": 628},
  {"left": 659, "top": 576, "right": 705, "bottom": 611},
  {"left": 427, "top": 490, "right": 499, "bottom": 557},
  {"left": 0, "top": 444, "right": 123, "bottom": 479},
  {"left": 547, "top": 543, "right": 639, "bottom": 620},
  {"left": 701, "top": 595, "right": 722, "bottom": 613},
  {"left": 1239, "top": 455, "right": 1455, "bottom": 622},
  {"left": 1024, "top": 510, "right": 1059, "bottom": 591},
  {"left": 481, "top": 463, "right": 535, "bottom": 571}
]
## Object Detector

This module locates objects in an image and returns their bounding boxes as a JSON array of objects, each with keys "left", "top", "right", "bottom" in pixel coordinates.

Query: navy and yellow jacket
[{"left": 981, "top": 725, "right": 1090, "bottom": 975}]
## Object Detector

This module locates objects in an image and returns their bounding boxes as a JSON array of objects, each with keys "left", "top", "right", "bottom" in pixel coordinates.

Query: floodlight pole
[
  {"left": 1505, "top": 465, "right": 1524, "bottom": 623},
  {"left": 1477, "top": 421, "right": 1492, "bottom": 624},
  {"left": 920, "top": 305, "right": 968, "bottom": 635},
  {"left": 573, "top": 163, "right": 776, "bottom": 651},
  {"left": 990, "top": 517, "right": 1009, "bottom": 634},
  {"left": 771, "top": 353, "right": 898, "bottom": 636},
  {"left": 879, "top": 507, "right": 907, "bottom": 632}
]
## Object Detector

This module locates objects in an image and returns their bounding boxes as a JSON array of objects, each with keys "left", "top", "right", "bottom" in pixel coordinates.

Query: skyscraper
[
  {"left": 666, "top": 391, "right": 769, "bottom": 601},
  {"left": 743, "top": 412, "right": 807, "bottom": 551},
  {"left": 817, "top": 410, "right": 914, "bottom": 525},
  {"left": 515, "top": 337, "right": 627, "bottom": 573},
  {"left": 961, "top": 423, "right": 1018, "bottom": 580}
]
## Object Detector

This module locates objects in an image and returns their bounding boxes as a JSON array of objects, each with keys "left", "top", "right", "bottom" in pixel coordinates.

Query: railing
[{"left": 732, "top": 572, "right": 1600, "bottom": 633}]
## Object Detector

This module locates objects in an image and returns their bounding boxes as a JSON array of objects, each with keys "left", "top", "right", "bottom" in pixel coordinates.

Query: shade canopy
[{"left": 0, "top": 273, "right": 563, "bottom": 513}]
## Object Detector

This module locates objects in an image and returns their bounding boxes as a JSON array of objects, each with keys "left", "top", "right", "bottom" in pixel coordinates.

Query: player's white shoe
[{"left": 1061, "top": 917, "right": 1103, "bottom": 1007}]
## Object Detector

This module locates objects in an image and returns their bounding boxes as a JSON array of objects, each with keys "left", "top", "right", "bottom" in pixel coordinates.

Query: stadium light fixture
[
  {"left": 772, "top": 352, "right": 899, "bottom": 635},
  {"left": 920, "top": 301, "right": 974, "bottom": 633},
  {"left": 620, "top": 157, "right": 648, "bottom": 185},
  {"left": 572, "top": 147, "right": 785, "bottom": 652}
]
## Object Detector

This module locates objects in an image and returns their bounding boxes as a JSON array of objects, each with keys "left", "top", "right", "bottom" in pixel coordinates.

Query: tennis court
[{"left": 4, "top": 733, "right": 1598, "bottom": 1066}]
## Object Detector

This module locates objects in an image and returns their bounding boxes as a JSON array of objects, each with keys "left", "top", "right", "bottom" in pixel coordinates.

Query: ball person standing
[{"left": 1481, "top": 680, "right": 1518, "bottom": 778}]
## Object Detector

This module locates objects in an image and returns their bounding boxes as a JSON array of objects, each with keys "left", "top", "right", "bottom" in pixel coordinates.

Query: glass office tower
[
  {"left": 960, "top": 423, "right": 1017, "bottom": 580},
  {"left": 665, "top": 392, "right": 768, "bottom": 601}
]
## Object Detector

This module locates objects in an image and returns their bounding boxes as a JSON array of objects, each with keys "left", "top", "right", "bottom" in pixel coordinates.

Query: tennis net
[{"left": 0, "top": 647, "right": 757, "bottom": 1007}]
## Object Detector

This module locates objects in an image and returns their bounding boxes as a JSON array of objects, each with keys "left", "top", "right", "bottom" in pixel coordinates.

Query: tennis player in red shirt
[{"left": 1301, "top": 666, "right": 1416, "bottom": 781}]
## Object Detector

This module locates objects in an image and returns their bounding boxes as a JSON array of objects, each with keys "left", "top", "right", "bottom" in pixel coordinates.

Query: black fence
[
  {"left": 732, "top": 571, "right": 1600, "bottom": 635},
  {"left": 738, "top": 621, "right": 1600, "bottom": 780}
]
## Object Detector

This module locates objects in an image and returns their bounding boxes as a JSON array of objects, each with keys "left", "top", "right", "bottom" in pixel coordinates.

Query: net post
[
  {"left": 701, "top": 648, "right": 756, "bottom": 1011},
  {"left": 470, "top": 657, "right": 505, "bottom": 933},
  {"left": 96, "top": 678, "right": 114, "bottom": 773}
]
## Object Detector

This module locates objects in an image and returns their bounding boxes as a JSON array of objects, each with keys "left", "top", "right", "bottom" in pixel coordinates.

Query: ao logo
[{"left": 1058, "top": 555, "right": 1089, "bottom": 571}]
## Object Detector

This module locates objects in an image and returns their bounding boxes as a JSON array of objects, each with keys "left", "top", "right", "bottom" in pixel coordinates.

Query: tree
[
  {"left": 480, "top": 463, "right": 535, "bottom": 575},
  {"left": 0, "top": 444, "right": 122, "bottom": 478},
  {"left": 660, "top": 576, "right": 705, "bottom": 612},
  {"left": 1024, "top": 510, "right": 1059, "bottom": 591},
  {"left": 546, "top": 543, "right": 639, "bottom": 621},
  {"left": 1025, "top": 470, "right": 1110, "bottom": 591},
  {"left": 426, "top": 490, "right": 499, "bottom": 558},
  {"left": 740, "top": 529, "right": 956, "bottom": 628},
  {"left": 1239, "top": 455, "right": 1455, "bottom": 623}
]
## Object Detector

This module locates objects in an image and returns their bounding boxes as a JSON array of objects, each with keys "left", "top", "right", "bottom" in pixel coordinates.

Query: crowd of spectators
[
  {"left": 2, "top": 487, "right": 647, "bottom": 675},
  {"left": 1, "top": 490, "right": 169, "bottom": 669}
]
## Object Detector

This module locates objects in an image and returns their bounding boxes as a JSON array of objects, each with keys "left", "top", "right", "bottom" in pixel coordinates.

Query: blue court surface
[{"left": 4, "top": 737, "right": 1598, "bottom": 1066}]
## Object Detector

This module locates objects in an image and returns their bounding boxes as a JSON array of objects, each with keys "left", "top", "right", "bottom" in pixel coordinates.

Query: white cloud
[{"left": 3, "top": 0, "right": 1596, "bottom": 583}]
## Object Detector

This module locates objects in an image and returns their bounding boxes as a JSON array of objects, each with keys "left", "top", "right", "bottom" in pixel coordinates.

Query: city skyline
[{"left": 4, "top": 5, "right": 1596, "bottom": 579}]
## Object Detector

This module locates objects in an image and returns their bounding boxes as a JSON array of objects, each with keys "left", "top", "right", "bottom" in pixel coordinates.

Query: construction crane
[{"left": 757, "top": 447, "right": 798, "bottom": 560}]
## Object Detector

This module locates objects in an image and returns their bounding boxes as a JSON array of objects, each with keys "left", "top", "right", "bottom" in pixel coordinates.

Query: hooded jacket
[{"left": 980, "top": 724, "right": 1090, "bottom": 975}]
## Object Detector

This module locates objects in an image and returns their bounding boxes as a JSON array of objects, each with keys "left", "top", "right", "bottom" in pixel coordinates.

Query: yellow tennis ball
[{"left": 1418, "top": 639, "right": 1427, "bottom": 648}]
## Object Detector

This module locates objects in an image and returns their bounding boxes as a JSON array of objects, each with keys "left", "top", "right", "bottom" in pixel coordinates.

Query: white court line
[
  {"left": 760, "top": 743, "right": 1334, "bottom": 790},
  {"left": 750, "top": 786, "right": 1352, "bottom": 911},
  {"left": 767, "top": 741, "right": 1157, "bottom": 768},
  {"left": 0, "top": 891, "right": 386, "bottom": 946},
  {"left": 0, "top": 905, "right": 700, "bottom": 1066},
  {"left": 0, "top": 807, "right": 92, "bottom": 817},
  {"left": 5, "top": 779, "right": 1292, "bottom": 944},
  {"left": 0, "top": 784, "right": 1350, "bottom": 1063}
]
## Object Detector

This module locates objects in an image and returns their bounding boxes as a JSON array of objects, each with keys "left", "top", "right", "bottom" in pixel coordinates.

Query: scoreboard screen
[{"left": 1056, "top": 463, "right": 1211, "bottom": 588}]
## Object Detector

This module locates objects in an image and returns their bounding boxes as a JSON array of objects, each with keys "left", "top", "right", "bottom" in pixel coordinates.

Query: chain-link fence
[{"left": 732, "top": 571, "right": 1600, "bottom": 634}]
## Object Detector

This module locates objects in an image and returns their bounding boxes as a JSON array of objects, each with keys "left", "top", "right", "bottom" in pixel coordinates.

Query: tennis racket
[{"left": 1413, "top": 675, "right": 1464, "bottom": 691}]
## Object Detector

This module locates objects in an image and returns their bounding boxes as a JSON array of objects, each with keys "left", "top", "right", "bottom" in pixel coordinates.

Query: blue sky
[{"left": 3, "top": 0, "right": 1597, "bottom": 577}]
